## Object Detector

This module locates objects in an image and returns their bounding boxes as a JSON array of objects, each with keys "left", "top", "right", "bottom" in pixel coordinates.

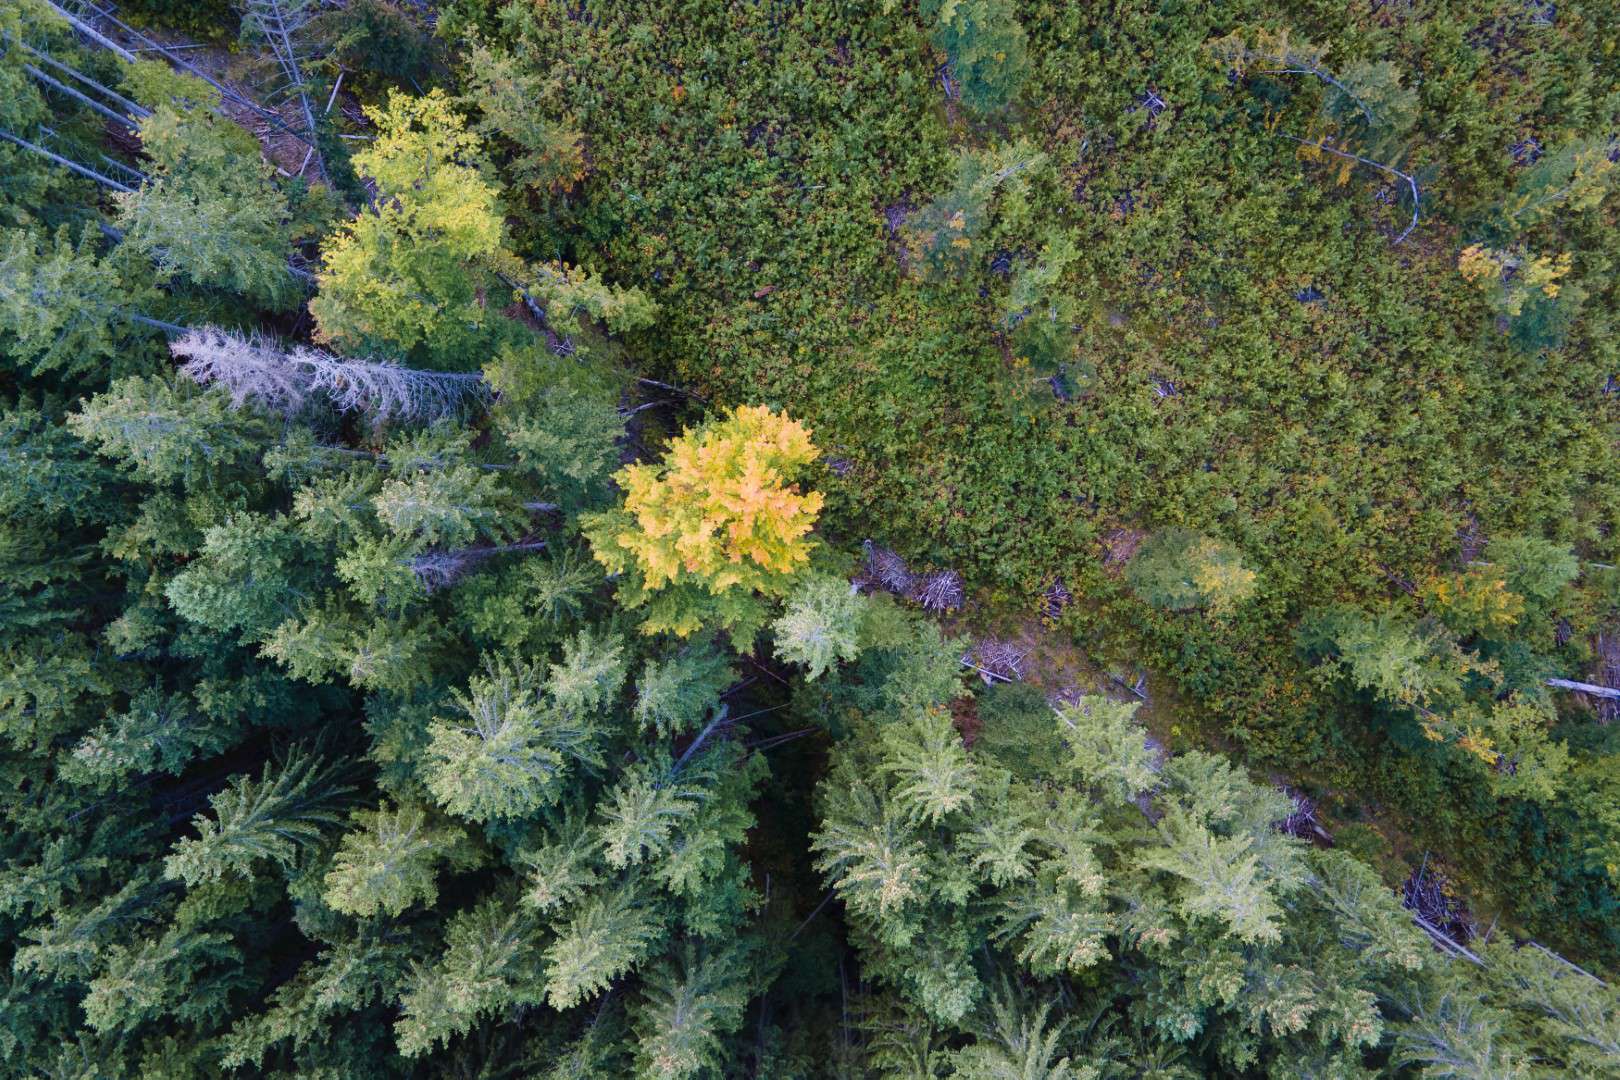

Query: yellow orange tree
[{"left": 583, "top": 405, "right": 823, "bottom": 640}]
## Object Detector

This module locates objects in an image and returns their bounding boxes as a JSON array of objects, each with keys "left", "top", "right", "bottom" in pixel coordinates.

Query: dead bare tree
[
  {"left": 17, "top": 56, "right": 141, "bottom": 132},
  {"left": 0, "top": 125, "right": 137, "bottom": 191},
  {"left": 10, "top": 38, "right": 152, "bottom": 121},
  {"left": 237, "top": 0, "right": 327, "bottom": 182},
  {"left": 39, "top": 0, "right": 321, "bottom": 161},
  {"left": 173, "top": 326, "right": 490, "bottom": 422}
]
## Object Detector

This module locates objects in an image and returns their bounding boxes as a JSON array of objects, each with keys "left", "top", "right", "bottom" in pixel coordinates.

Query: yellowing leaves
[
  {"left": 584, "top": 406, "right": 823, "bottom": 638},
  {"left": 1421, "top": 567, "right": 1525, "bottom": 636},
  {"left": 1456, "top": 244, "right": 1572, "bottom": 317},
  {"left": 311, "top": 89, "right": 504, "bottom": 357},
  {"left": 1190, "top": 547, "right": 1259, "bottom": 617},
  {"left": 615, "top": 406, "right": 820, "bottom": 585}
]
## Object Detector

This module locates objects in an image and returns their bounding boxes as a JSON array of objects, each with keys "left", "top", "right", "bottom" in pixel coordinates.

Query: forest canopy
[{"left": 2, "top": 0, "right": 1620, "bottom": 1076}]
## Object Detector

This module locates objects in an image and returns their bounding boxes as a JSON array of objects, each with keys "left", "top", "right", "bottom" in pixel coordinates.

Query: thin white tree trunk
[
  {"left": 1546, "top": 678, "right": 1620, "bottom": 700},
  {"left": 16, "top": 41, "right": 152, "bottom": 117},
  {"left": 0, "top": 126, "right": 134, "bottom": 191},
  {"left": 24, "top": 63, "right": 140, "bottom": 130},
  {"left": 39, "top": 0, "right": 137, "bottom": 63}
]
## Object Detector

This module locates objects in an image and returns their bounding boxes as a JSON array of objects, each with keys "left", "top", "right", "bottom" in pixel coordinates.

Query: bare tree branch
[
  {"left": 1526, "top": 941, "right": 1608, "bottom": 986},
  {"left": 126, "top": 312, "right": 189, "bottom": 335},
  {"left": 1411, "top": 914, "right": 1486, "bottom": 966},
  {"left": 673, "top": 705, "right": 731, "bottom": 773},
  {"left": 36, "top": 0, "right": 136, "bottom": 63},
  {"left": 409, "top": 540, "right": 549, "bottom": 592},
  {"left": 1261, "top": 67, "right": 1376, "bottom": 125},
  {"left": 1545, "top": 678, "right": 1620, "bottom": 701},
  {"left": 0, "top": 125, "right": 134, "bottom": 191},
  {"left": 238, "top": 0, "right": 327, "bottom": 183},
  {"left": 634, "top": 375, "right": 707, "bottom": 403},
  {"left": 172, "top": 326, "right": 491, "bottom": 421},
  {"left": 1276, "top": 133, "right": 1421, "bottom": 244},
  {"left": 12, "top": 38, "right": 152, "bottom": 118},
  {"left": 23, "top": 62, "right": 140, "bottom": 130}
]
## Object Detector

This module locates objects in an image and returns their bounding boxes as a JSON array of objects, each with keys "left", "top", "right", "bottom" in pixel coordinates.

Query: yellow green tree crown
[
  {"left": 584, "top": 405, "right": 823, "bottom": 637},
  {"left": 310, "top": 89, "right": 504, "bottom": 358}
]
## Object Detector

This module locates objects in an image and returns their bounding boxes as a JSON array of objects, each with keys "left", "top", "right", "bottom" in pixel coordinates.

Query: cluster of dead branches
[
  {"left": 855, "top": 540, "right": 965, "bottom": 613},
  {"left": 1404, "top": 857, "right": 1475, "bottom": 948},
  {"left": 173, "top": 326, "right": 490, "bottom": 422},
  {"left": 962, "top": 639, "right": 1028, "bottom": 684}
]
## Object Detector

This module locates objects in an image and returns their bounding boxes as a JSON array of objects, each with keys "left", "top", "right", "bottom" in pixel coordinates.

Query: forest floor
[
  {"left": 86, "top": 8, "right": 355, "bottom": 178},
  {"left": 953, "top": 614, "right": 1185, "bottom": 746}
]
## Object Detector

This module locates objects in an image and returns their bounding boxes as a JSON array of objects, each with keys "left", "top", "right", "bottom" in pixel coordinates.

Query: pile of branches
[
  {"left": 1042, "top": 577, "right": 1071, "bottom": 619},
  {"left": 855, "top": 540, "right": 965, "bottom": 613},
  {"left": 1403, "top": 858, "right": 1474, "bottom": 946},
  {"left": 962, "top": 638, "right": 1027, "bottom": 684},
  {"left": 1275, "top": 788, "right": 1331, "bottom": 844}
]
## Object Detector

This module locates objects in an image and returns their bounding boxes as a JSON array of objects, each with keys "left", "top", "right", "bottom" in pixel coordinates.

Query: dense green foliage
[
  {"left": 3, "top": 0, "right": 1620, "bottom": 1075},
  {"left": 439, "top": 0, "right": 1620, "bottom": 964}
]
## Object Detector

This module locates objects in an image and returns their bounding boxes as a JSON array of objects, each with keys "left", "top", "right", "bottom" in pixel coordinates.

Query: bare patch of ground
[{"left": 1101, "top": 526, "right": 1146, "bottom": 573}]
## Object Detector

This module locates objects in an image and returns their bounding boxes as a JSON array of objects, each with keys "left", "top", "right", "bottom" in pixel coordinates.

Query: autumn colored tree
[{"left": 584, "top": 405, "right": 824, "bottom": 641}]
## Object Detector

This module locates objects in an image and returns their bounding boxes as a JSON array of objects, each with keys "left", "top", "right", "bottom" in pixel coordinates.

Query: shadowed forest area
[{"left": 4, "top": 0, "right": 1620, "bottom": 1075}]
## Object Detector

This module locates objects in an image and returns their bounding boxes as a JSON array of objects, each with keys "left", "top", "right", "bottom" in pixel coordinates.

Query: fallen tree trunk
[{"left": 1546, "top": 677, "right": 1620, "bottom": 700}]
